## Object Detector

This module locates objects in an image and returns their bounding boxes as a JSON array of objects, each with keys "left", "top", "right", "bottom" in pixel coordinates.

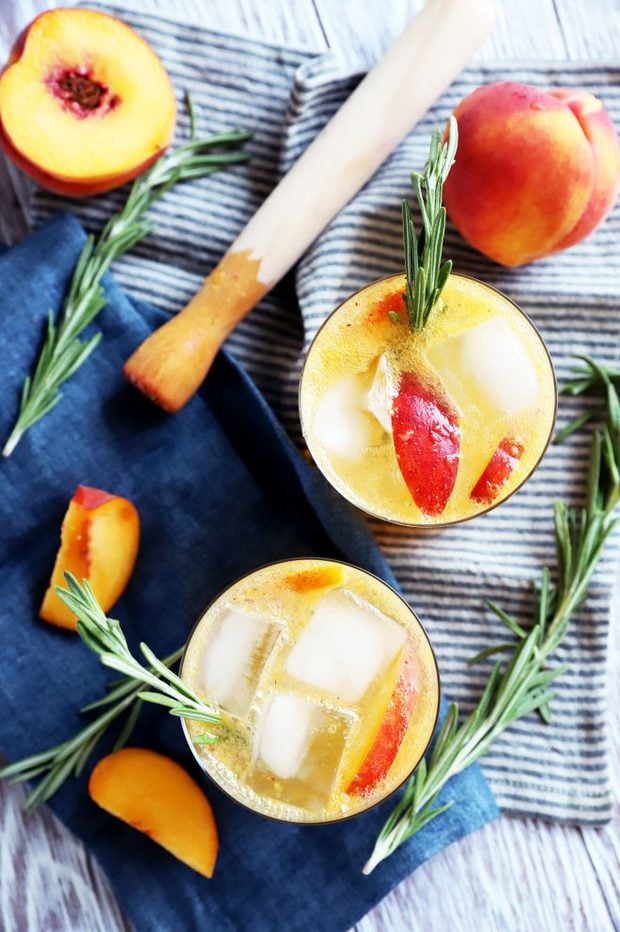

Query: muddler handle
[{"left": 123, "top": 0, "right": 495, "bottom": 412}]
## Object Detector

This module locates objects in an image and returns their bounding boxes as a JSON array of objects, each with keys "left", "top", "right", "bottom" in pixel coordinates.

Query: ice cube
[
  {"left": 284, "top": 589, "right": 406, "bottom": 702},
  {"left": 428, "top": 317, "right": 539, "bottom": 420},
  {"left": 253, "top": 692, "right": 349, "bottom": 808},
  {"left": 365, "top": 354, "right": 395, "bottom": 434},
  {"left": 312, "top": 374, "right": 374, "bottom": 459},
  {"left": 254, "top": 693, "right": 318, "bottom": 779},
  {"left": 201, "top": 606, "right": 280, "bottom": 716}
]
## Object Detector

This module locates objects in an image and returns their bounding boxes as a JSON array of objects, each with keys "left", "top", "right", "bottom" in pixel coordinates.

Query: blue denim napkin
[{"left": 0, "top": 213, "right": 497, "bottom": 932}]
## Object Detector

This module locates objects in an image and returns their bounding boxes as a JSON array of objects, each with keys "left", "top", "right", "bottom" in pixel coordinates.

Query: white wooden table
[{"left": 1, "top": 1, "right": 619, "bottom": 930}]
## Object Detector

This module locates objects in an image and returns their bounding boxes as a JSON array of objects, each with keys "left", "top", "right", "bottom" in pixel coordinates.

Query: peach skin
[
  {"left": 40, "top": 485, "right": 140, "bottom": 631},
  {"left": 89, "top": 748, "right": 219, "bottom": 878},
  {"left": 123, "top": 0, "right": 495, "bottom": 412},
  {"left": 284, "top": 563, "right": 345, "bottom": 593},
  {"left": 341, "top": 644, "right": 419, "bottom": 797},
  {"left": 0, "top": 9, "right": 176, "bottom": 196},
  {"left": 443, "top": 81, "right": 620, "bottom": 266}
]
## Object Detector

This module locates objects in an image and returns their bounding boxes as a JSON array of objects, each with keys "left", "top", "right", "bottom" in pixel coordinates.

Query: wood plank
[
  {"left": 0, "top": 780, "right": 130, "bottom": 932},
  {"left": 312, "top": 0, "right": 569, "bottom": 63},
  {"left": 552, "top": 0, "right": 620, "bottom": 60}
]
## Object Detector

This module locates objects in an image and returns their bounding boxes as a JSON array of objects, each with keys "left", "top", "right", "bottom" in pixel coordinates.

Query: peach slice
[
  {"left": 40, "top": 485, "right": 139, "bottom": 631},
  {"left": 368, "top": 290, "right": 408, "bottom": 326},
  {"left": 341, "top": 644, "right": 418, "bottom": 796},
  {"left": 284, "top": 564, "right": 345, "bottom": 593},
  {"left": 392, "top": 371, "right": 461, "bottom": 516},
  {"left": 348, "top": 651, "right": 417, "bottom": 796},
  {"left": 470, "top": 437, "right": 524, "bottom": 505},
  {"left": 0, "top": 9, "right": 176, "bottom": 196},
  {"left": 89, "top": 748, "right": 219, "bottom": 878}
]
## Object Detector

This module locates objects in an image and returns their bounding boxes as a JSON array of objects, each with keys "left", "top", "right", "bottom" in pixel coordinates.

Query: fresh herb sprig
[
  {"left": 3, "top": 100, "right": 251, "bottom": 458},
  {"left": 58, "top": 574, "right": 219, "bottom": 728},
  {"left": 0, "top": 647, "right": 182, "bottom": 811},
  {"left": 401, "top": 115, "right": 458, "bottom": 332},
  {"left": 0, "top": 574, "right": 218, "bottom": 809},
  {"left": 363, "top": 356, "right": 620, "bottom": 874},
  {"left": 561, "top": 357, "right": 620, "bottom": 397},
  {"left": 554, "top": 355, "right": 620, "bottom": 444}
]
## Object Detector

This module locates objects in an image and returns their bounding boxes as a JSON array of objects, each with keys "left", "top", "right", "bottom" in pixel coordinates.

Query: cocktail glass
[
  {"left": 180, "top": 558, "right": 439, "bottom": 824},
  {"left": 299, "top": 273, "right": 557, "bottom": 527}
]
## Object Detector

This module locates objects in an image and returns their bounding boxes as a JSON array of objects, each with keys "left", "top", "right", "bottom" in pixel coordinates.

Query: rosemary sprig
[
  {"left": 363, "top": 356, "right": 620, "bottom": 874},
  {"left": 402, "top": 115, "right": 458, "bottom": 332},
  {"left": 0, "top": 654, "right": 176, "bottom": 812},
  {"left": 561, "top": 355, "right": 620, "bottom": 397},
  {"left": 0, "top": 573, "right": 219, "bottom": 809},
  {"left": 554, "top": 354, "right": 620, "bottom": 444},
  {"left": 58, "top": 574, "right": 219, "bottom": 728},
  {"left": 3, "top": 101, "right": 251, "bottom": 458}
]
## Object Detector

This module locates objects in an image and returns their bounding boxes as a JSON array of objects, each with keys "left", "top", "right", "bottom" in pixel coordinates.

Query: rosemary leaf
[
  {"left": 486, "top": 599, "right": 527, "bottom": 639},
  {"left": 429, "top": 703, "right": 459, "bottom": 768},
  {"left": 112, "top": 700, "right": 143, "bottom": 754},
  {"left": 73, "top": 731, "right": 106, "bottom": 778},
  {"left": 135, "top": 691, "right": 181, "bottom": 708},
  {"left": 554, "top": 411, "right": 596, "bottom": 444},
  {"left": 467, "top": 642, "right": 519, "bottom": 665},
  {"left": 57, "top": 575, "right": 219, "bottom": 733},
  {"left": 24, "top": 750, "right": 83, "bottom": 813}
]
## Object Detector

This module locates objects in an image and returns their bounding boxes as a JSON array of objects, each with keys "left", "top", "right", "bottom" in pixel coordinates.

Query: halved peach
[
  {"left": 89, "top": 748, "right": 219, "bottom": 878},
  {"left": 40, "top": 485, "right": 140, "bottom": 631},
  {"left": 0, "top": 9, "right": 176, "bottom": 196},
  {"left": 344, "top": 644, "right": 418, "bottom": 796}
]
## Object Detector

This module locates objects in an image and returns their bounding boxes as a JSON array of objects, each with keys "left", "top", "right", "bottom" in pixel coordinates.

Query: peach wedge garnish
[
  {"left": 40, "top": 485, "right": 140, "bottom": 631},
  {"left": 89, "top": 748, "right": 219, "bottom": 878},
  {"left": 339, "top": 644, "right": 418, "bottom": 796}
]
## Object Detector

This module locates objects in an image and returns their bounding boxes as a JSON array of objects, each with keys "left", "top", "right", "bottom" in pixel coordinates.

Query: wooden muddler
[{"left": 124, "top": 0, "right": 495, "bottom": 412}]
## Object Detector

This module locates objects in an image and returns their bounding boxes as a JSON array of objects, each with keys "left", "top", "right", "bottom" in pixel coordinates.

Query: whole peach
[{"left": 443, "top": 82, "right": 620, "bottom": 266}]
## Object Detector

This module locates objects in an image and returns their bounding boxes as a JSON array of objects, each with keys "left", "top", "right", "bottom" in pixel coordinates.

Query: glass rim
[
  {"left": 298, "top": 271, "right": 559, "bottom": 529},
  {"left": 179, "top": 555, "right": 441, "bottom": 827}
]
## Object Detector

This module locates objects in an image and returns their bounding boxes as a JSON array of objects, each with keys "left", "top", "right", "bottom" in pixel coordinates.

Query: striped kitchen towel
[{"left": 32, "top": 4, "right": 619, "bottom": 825}]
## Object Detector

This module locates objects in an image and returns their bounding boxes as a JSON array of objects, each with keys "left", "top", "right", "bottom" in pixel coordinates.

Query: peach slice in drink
[
  {"left": 391, "top": 372, "right": 461, "bottom": 517},
  {"left": 345, "top": 644, "right": 419, "bottom": 796},
  {"left": 471, "top": 437, "right": 525, "bottom": 505}
]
